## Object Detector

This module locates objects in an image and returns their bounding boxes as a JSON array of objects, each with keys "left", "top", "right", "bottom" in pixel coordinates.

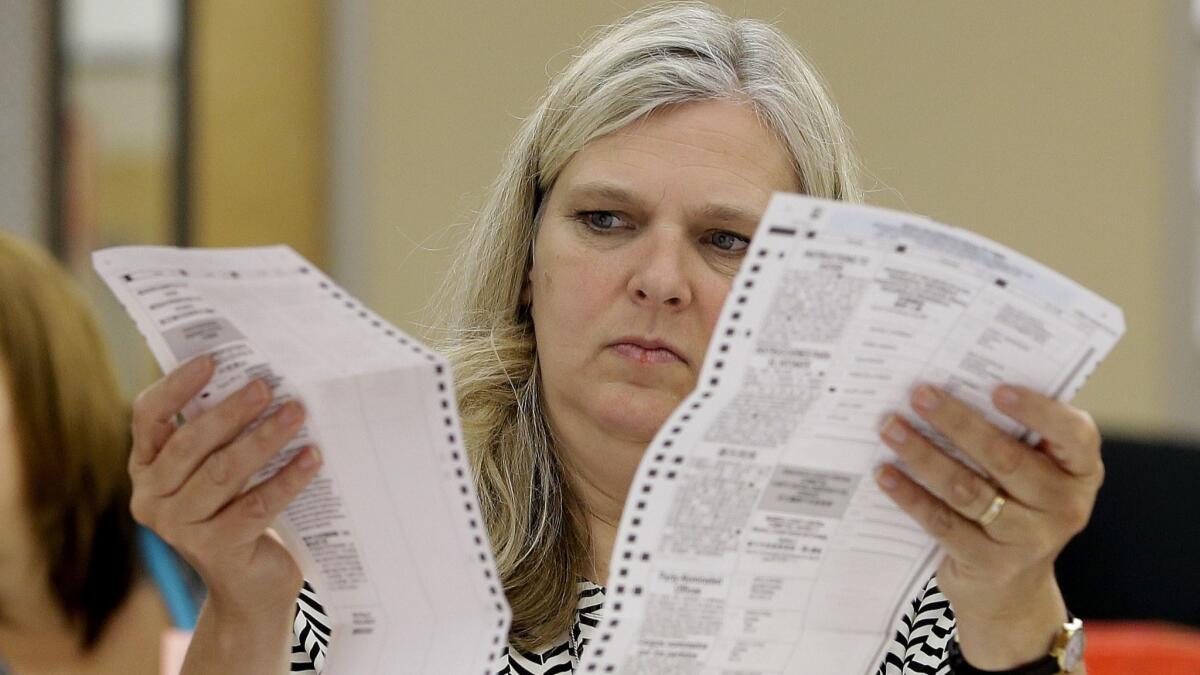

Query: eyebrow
[
  {"left": 562, "top": 181, "right": 641, "bottom": 208},
  {"left": 562, "top": 180, "right": 761, "bottom": 228},
  {"left": 698, "top": 202, "right": 759, "bottom": 226}
]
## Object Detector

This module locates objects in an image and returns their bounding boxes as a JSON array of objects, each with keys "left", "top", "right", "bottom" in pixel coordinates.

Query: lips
[{"left": 610, "top": 337, "right": 687, "bottom": 365}]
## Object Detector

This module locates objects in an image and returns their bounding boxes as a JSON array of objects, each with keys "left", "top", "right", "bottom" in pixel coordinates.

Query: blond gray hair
[{"left": 432, "top": 1, "right": 861, "bottom": 650}]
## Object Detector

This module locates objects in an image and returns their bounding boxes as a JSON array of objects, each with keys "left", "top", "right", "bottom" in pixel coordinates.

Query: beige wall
[
  {"left": 352, "top": 1, "right": 1177, "bottom": 434},
  {"left": 193, "top": 0, "right": 326, "bottom": 265}
]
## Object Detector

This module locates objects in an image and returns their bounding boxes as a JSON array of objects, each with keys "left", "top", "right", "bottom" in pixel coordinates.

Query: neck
[
  {"left": 557, "top": 426, "right": 649, "bottom": 588},
  {"left": 0, "top": 578, "right": 168, "bottom": 675}
]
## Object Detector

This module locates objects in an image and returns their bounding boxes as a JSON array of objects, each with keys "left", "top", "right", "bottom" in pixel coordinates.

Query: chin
[{"left": 590, "top": 384, "right": 684, "bottom": 444}]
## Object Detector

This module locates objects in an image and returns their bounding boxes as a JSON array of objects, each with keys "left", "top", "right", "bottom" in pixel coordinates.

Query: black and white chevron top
[{"left": 290, "top": 575, "right": 955, "bottom": 674}]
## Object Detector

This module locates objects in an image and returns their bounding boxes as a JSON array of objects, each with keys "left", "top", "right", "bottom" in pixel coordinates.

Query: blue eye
[
  {"left": 578, "top": 211, "right": 624, "bottom": 231},
  {"left": 711, "top": 231, "right": 749, "bottom": 252}
]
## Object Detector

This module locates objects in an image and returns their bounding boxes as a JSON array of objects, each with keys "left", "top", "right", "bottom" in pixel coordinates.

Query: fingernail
[
  {"left": 883, "top": 417, "right": 908, "bottom": 444},
  {"left": 183, "top": 355, "right": 213, "bottom": 378},
  {"left": 298, "top": 446, "right": 321, "bottom": 469},
  {"left": 279, "top": 402, "right": 304, "bottom": 426},
  {"left": 995, "top": 386, "right": 1020, "bottom": 410},
  {"left": 875, "top": 465, "right": 899, "bottom": 490},
  {"left": 913, "top": 385, "right": 941, "bottom": 412},
  {"left": 243, "top": 380, "right": 270, "bottom": 405}
]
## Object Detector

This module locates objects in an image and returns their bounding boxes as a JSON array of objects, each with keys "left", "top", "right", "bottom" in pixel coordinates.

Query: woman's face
[{"left": 529, "top": 99, "right": 799, "bottom": 452}]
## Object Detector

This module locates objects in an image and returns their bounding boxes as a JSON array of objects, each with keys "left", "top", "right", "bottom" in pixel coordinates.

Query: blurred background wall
[
  {"left": 2, "top": 0, "right": 1196, "bottom": 438},
  {"left": 0, "top": 0, "right": 50, "bottom": 243}
]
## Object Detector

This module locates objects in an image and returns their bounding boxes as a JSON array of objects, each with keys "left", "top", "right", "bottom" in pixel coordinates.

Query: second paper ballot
[{"left": 94, "top": 246, "right": 510, "bottom": 675}]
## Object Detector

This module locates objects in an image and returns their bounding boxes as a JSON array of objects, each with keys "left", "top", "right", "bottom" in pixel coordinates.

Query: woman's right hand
[{"left": 129, "top": 355, "right": 323, "bottom": 622}]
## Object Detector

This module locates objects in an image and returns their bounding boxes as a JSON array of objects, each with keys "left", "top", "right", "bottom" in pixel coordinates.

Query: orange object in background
[{"left": 1085, "top": 622, "right": 1200, "bottom": 675}]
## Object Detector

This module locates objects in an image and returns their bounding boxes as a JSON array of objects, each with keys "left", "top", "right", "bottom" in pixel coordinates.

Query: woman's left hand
[{"left": 875, "top": 383, "right": 1103, "bottom": 670}]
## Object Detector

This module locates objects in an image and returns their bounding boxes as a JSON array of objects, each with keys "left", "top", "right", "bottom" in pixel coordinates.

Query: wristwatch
[{"left": 947, "top": 615, "right": 1086, "bottom": 674}]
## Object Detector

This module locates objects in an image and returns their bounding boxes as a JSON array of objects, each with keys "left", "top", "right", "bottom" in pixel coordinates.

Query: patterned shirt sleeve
[
  {"left": 291, "top": 580, "right": 330, "bottom": 673},
  {"left": 875, "top": 575, "right": 956, "bottom": 675}
]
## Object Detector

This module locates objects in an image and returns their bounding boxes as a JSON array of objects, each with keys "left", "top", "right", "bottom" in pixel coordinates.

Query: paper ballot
[
  {"left": 93, "top": 246, "right": 509, "bottom": 675},
  {"left": 579, "top": 195, "right": 1124, "bottom": 675}
]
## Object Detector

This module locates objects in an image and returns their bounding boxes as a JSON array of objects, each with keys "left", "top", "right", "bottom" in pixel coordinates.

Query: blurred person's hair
[
  {"left": 431, "top": 1, "right": 861, "bottom": 650},
  {"left": 0, "top": 231, "right": 134, "bottom": 649}
]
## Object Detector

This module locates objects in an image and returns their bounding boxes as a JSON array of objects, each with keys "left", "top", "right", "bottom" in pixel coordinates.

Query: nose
[{"left": 627, "top": 230, "right": 693, "bottom": 309}]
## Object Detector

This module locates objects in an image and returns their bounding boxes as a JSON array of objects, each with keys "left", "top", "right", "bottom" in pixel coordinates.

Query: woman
[
  {"left": 132, "top": 4, "right": 1103, "bottom": 674},
  {"left": 0, "top": 232, "right": 200, "bottom": 675}
]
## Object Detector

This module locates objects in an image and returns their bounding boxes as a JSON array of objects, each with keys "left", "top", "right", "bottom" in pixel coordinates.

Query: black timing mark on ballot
[{"left": 768, "top": 226, "right": 796, "bottom": 236}]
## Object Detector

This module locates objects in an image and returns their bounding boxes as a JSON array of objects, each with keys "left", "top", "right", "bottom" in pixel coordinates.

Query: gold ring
[{"left": 977, "top": 493, "right": 1007, "bottom": 526}]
